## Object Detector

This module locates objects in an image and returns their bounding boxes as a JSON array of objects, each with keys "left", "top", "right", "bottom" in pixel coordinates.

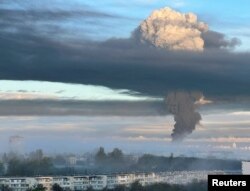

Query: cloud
[
  {"left": 0, "top": 6, "right": 249, "bottom": 103},
  {"left": 0, "top": 80, "right": 160, "bottom": 101},
  {"left": 0, "top": 8, "right": 116, "bottom": 22},
  {"left": 1, "top": 30, "right": 249, "bottom": 100},
  {"left": 0, "top": 100, "right": 167, "bottom": 116},
  {"left": 186, "top": 137, "right": 250, "bottom": 143},
  {"left": 0, "top": 3, "right": 130, "bottom": 41},
  {"left": 133, "top": 7, "right": 240, "bottom": 51},
  {"left": 0, "top": 92, "right": 58, "bottom": 100},
  {"left": 230, "top": 111, "right": 250, "bottom": 116},
  {"left": 135, "top": 7, "right": 208, "bottom": 51},
  {"left": 202, "top": 30, "right": 241, "bottom": 49},
  {"left": 1, "top": 115, "right": 250, "bottom": 155}
]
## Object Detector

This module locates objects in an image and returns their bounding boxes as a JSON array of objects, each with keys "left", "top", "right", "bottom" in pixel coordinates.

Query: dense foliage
[
  {"left": 26, "top": 184, "right": 46, "bottom": 191},
  {"left": 0, "top": 148, "right": 241, "bottom": 176},
  {"left": 133, "top": 154, "right": 241, "bottom": 171},
  {"left": 83, "top": 181, "right": 207, "bottom": 191},
  {"left": 24, "top": 181, "right": 208, "bottom": 191},
  {"left": 5, "top": 150, "right": 53, "bottom": 176}
]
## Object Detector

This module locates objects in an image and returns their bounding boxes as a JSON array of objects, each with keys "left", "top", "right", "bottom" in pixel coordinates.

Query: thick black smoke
[{"left": 166, "top": 91, "right": 202, "bottom": 141}]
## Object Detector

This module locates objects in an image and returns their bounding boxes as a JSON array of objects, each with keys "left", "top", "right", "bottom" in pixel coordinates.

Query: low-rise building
[
  {"left": 0, "top": 171, "right": 223, "bottom": 191},
  {"left": 242, "top": 161, "right": 250, "bottom": 175},
  {"left": 0, "top": 177, "right": 36, "bottom": 191},
  {"left": 35, "top": 177, "right": 53, "bottom": 191}
]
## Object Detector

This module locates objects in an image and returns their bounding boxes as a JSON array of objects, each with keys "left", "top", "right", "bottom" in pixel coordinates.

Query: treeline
[
  {"left": 94, "top": 147, "right": 134, "bottom": 172},
  {"left": 0, "top": 147, "right": 241, "bottom": 176},
  {"left": 133, "top": 154, "right": 241, "bottom": 172},
  {"left": 107, "top": 181, "right": 207, "bottom": 191},
  {"left": 0, "top": 149, "right": 53, "bottom": 176},
  {"left": 1, "top": 181, "right": 207, "bottom": 191},
  {"left": 0, "top": 148, "right": 134, "bottom": 176},
  {"left": 93, "top": 148, "right": 241, "bottom": 173}
]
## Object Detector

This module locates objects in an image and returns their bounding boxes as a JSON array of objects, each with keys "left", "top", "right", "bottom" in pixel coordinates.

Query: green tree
[
  {"left": 52, "top": 184, "right": 63, "bottom": 191},
  {"left": 101, "top": 187, "right": 109, "bottom": 191},
  {"left": 95, "top": 147, "right": 107, "bottom": 164},
  {"left": 53, "top": 155, "right": 66, "bottom": 165},
  {"left": 86, "top": 186, "right": 94, "bottom": 191},
  {"left": 0, "top": 185, "right": 12, "bottom": 191},
  {"left": 29, "top": 149, "right": 43, "bottom": 161},
  {"left": 27, "top": 184, "right": 46, "bottom": 191},
  {"left": 130, "top": 181, "right": 145, "bottom": 191},
  {"left": 113, "top": 185, "right": 126, "bottom": 191},
  {"left": 108, "top": 148, "right": 123, "bottom": 161},
  {"left": 0, "top": 162, "right": 4, "bottom": 175},
  {"left": 2, "top": 153, "right": 8, "bottom": 163},
  {"left": 7, "top": 158, "right": 23, "bottom": 176}
]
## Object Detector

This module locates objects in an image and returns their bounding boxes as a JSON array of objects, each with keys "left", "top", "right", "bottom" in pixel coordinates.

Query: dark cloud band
[
  {"left": 0, "top": 4, "right": 249, "bottom": 101},
  {"left": 0, "top": 32, "right": 249, "bottom": 99}
]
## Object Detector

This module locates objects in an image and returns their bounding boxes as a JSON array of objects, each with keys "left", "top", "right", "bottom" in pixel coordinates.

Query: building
[
  {"left": 0, "top": 177, "right": 36, "bottom": 191},
  {"left": 89, "top": 176, "right": 107, "bottom": 190},
  {"left": 242, "top": 161, "right": 250, "bottom": 175},
  {"left": 73, "top": 176, "right": 90, "bottom": 191},
  {"left": 67, "top": 156, "right": 77, "bottom": 166},
  {"left": 0, "top": 171, "right": 223, "bottom": 191},
  {"left": 35, "top": 177, "right": 53, "bottom": 191}
]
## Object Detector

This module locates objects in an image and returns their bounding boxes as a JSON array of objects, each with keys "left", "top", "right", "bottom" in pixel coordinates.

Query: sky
[
  {"left": 1, "top": 0, "right": 250, "bottom": 158},
  {"left": 1, "top": 0, "right": 250, "bottom": 49}
]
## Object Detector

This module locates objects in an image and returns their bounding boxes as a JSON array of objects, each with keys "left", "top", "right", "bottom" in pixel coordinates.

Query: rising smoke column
[{"left": 166, "top": 91, "right": 203, "bottom": 141}]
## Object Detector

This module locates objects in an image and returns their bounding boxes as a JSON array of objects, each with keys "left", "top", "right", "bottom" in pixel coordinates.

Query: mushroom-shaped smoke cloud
[
  {"left": 134, "top": 7, "right": 240, "bottom": 51},
  {"left": 137, "top": 7, "right": 208, "bottom": 51},
  {"left": 166, "top": 91, "right": 204, "bottom": 141}
]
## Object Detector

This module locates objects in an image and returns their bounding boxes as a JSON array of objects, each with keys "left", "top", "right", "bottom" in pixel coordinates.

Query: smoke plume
[
  {"left": 136, "top": 7, "right": 208, "bottom": 51},
  {"left": 166, "top": 91, "right": 203, "bottom": 141},
  {"left": 134, "top": 7, "right": 240, "bottom": 51}
]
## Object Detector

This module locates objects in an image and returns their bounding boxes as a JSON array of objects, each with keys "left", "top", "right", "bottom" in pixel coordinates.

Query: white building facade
[
  {"left": 0, "top": 171, "right": 222, "bottom": 191},
  {"left": 242, "top": 161, "right": 250, "bottom": 175}
]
